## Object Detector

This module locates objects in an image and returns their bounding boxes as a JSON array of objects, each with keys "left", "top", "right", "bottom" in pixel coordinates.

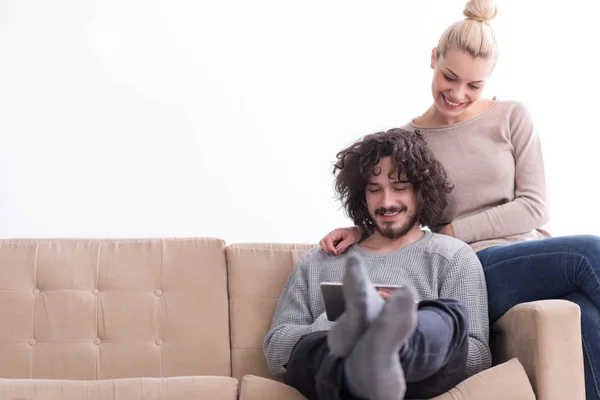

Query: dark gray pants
[{"left": 284, "top": 299, "right": 469, "bottom": 400}]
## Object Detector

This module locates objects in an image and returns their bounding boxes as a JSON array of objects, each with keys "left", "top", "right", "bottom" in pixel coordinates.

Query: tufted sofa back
[
  {"left": 0, "top": 238, "right": 231, "bottom": 380},
  {"left": 226, "top": 243, "right": 315, "bottom": 382}
]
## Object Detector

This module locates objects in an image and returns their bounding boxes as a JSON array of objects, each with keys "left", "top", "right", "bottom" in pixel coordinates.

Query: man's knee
[{"left": 420, "top": 299, "right": 470, "bottom": 339}]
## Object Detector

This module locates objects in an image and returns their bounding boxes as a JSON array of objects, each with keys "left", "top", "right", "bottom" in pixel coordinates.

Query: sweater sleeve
[
  {"left": 451, "top": 102, "right": 548, "bottom": 244},
  {"left": 439, "top": 246, "right": 491, "bottom": 376},
  {"left": 263, "top": 256, "right": 334, "bottom": 376}
]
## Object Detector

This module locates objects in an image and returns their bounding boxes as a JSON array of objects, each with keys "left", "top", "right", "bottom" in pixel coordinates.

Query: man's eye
[
  {"left": 394, "top": 187, "right": 407, "bottom": 192},
  {"left": 368, "top": 188, "right": 381, "bottom": 193}
]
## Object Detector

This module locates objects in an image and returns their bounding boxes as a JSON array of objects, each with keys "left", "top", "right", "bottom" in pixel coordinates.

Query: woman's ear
[{"left": 430, "top": 47, "right": 437, "bottom": 69}]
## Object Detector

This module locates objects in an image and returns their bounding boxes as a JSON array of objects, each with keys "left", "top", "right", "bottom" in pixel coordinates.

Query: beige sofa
[{"left": 0, "top": 238, "right": 585, "bottom": 399}]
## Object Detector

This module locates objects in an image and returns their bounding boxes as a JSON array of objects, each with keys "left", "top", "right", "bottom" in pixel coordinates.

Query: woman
[{"left": 319, "top": 0, "right": 600, "bottom": 398}]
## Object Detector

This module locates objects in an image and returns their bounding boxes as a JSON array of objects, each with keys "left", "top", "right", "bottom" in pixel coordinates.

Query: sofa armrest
[{"left": 491, "top": 299, "right": 585, "bottom": 400}]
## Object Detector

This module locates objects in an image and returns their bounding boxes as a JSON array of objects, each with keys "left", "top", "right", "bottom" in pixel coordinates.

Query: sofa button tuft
[
  {"left": 28, "top": 338, "right": 36, "bottom": 346},
  {"left": 154, "top": 289, "right": 162, "bottom": 296},
  {"left": 93, "top": 338, "right": 101, "bottom": 345},
  {"left": 32, "top": 288, "right": 40, "bottom": 295},
  {"left": 155, "top": 338, "right": 163, "bottom": 346},
  {"left": 91, "top": 289, "right": 99, "bottom": 295}
]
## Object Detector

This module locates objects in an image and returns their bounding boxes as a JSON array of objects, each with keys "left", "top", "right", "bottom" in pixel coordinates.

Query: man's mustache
[{"left": 375, "top": 206, "right": 407, "bottom": 216}]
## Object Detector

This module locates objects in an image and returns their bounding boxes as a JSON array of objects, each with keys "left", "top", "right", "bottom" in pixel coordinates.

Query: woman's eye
[
  {"left": 444, "top": 74, "right": 455, "bottom": 82},
  {"left": 469, "top": 84, "right": 481, "bottom": 90}
]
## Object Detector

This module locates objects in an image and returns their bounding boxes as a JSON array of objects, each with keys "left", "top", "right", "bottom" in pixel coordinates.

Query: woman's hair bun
[{"left": 463, "top": 0, "right": 498, "bottom": 23}]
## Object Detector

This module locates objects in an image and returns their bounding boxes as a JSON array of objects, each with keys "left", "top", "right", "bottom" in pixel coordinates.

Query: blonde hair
[{"left": 437, "top": 0, "right": 498, "bottom": 63}]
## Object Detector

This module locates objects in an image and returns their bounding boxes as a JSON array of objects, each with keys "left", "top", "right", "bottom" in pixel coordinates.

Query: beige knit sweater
[{"left": 404, "top": 99, "right": 551, "bottom": 253}]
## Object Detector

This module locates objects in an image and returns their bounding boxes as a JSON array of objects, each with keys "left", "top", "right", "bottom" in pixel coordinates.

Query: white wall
[{"left": 0, "top": 0, "right": 597, "bottom": 243}]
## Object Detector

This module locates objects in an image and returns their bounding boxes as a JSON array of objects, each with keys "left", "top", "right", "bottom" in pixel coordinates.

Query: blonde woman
[{"left": 320, "top": 0, "right": 600, "bottom": 398}]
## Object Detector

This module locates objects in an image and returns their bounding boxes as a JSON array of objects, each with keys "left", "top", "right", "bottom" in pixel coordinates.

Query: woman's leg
[
  {"left": 477, "top": 235, "right": 600, "bottom": 322},
  {"left": 477, "top": 235, "right": 600, "bottom": 400}
]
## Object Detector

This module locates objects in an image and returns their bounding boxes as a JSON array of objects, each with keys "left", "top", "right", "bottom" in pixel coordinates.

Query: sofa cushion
[
  {"left": 226, "top": 243, "right": 314, "bottom": 381},
  {"left": 239, "top": 374, "right": 307, "bottom": 400},
  {"left": 239, "top": 358, "right": 535, "bottom": 400},
  {"left": 0, "top": 376, "right": 238, "bottom": 400},
  {"left": 0, "top": 238, "right": 231, "bottom": 379},
  {"left": 431, "top": 358, "right": 535, "bottom": 400}
]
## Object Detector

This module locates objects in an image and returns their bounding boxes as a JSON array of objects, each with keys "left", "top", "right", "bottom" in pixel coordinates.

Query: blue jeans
[
  {"left": 477, "top": 235, "right": 600, "bottom": 400},
  {"left": 284, "top": 299, "right": 469, "bottom": 400}
]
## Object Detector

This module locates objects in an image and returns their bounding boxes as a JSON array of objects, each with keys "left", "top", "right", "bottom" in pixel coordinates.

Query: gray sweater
[{"left": 264, "top": 231, "right": 491, "bottom": 377}]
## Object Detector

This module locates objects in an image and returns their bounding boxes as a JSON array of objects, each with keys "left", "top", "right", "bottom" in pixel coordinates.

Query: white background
[{"left": 0, "top": 0, "right": 597, "bottom": 244}]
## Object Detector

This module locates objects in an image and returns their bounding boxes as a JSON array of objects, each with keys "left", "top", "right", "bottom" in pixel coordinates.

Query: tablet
[{"left": 320, "top": 282, "right": 403, "bottom": 321}]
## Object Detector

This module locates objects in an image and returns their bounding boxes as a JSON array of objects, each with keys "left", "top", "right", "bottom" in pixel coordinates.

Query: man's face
[{"left": 365, "top": 157, "right": 419, "bottom": 240}]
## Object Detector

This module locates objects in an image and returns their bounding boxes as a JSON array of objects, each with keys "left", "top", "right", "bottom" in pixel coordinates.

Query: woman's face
[{"left": 430, "top": 46, "right": 494, "bottom": 120}]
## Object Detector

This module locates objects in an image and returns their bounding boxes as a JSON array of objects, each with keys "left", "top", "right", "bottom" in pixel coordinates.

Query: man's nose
[{"left": 381, "top": 189, "right": 395, "bottom": 207}]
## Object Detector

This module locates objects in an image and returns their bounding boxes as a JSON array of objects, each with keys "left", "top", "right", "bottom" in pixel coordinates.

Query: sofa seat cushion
[
  {"left": 431, "top": 358, "right": 535, "bottom": 400},
  {"left": 239, "top": 374, "right": 307, "bottom": 400},
  {"left": 239, "top": 358, "right": 535, "bottom": 400},
  {"left": 0, "top": 376, "right": 238, "bottom": 400}
]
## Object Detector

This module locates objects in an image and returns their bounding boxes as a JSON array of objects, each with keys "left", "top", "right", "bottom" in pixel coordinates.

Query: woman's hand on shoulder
[{"left": 319, "top": 226, "right": 363, "bottom": 255}]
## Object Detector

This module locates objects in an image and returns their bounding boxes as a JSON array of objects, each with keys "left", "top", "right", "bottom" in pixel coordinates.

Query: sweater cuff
[{"left": 310, "top": 312, "right": 334, "bottom": 333}]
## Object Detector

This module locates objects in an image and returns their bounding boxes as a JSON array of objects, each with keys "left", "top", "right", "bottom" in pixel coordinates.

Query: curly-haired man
[{"left": 264, "top": 129, "right": 491, "bottom": 400}]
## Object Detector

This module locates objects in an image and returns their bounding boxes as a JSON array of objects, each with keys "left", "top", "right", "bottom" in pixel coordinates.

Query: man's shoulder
[
  {"left": 425, "top": 232, "right": 476, "bottom": 261},
  {"left": 296, "top": 246, "right": 340, "bottom": 268}
]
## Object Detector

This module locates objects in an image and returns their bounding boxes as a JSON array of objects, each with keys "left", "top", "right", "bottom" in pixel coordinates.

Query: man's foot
[
  {"left": 327, "top": 255, "right": 384, "bottom": 357},
  {"left": 344, "top": 286, "right": 418, "bottom": 400}
]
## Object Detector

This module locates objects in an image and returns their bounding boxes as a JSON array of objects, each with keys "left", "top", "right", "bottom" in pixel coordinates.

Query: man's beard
[{"left": 373, "top": 206, "right": 419, "bottom": 239}]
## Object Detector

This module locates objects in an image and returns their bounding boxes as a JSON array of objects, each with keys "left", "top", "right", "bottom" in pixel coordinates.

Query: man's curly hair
[{"left": 333, "top": 128, "right": 453, "bottom": 232}]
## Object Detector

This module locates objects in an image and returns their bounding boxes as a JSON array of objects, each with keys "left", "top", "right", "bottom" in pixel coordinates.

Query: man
[{"left": 264, "top": 129, "right": 491, "bottom": 400}]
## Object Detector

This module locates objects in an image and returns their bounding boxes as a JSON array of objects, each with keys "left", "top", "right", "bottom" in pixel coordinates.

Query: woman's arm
[
  {"left": 319, "top": 226, "right": 365, "bottom": 255},
  {"left": 451, "top": 102, "right": 548, "bottom": 244}
]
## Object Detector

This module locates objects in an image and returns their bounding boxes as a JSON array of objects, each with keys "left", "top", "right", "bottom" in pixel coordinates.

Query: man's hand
[
  {"left": 378, "top": 288, "right": 394, "bottom": 300},
  {"left": 319, "top": 226, "right": 363, "bottom": 255}
]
